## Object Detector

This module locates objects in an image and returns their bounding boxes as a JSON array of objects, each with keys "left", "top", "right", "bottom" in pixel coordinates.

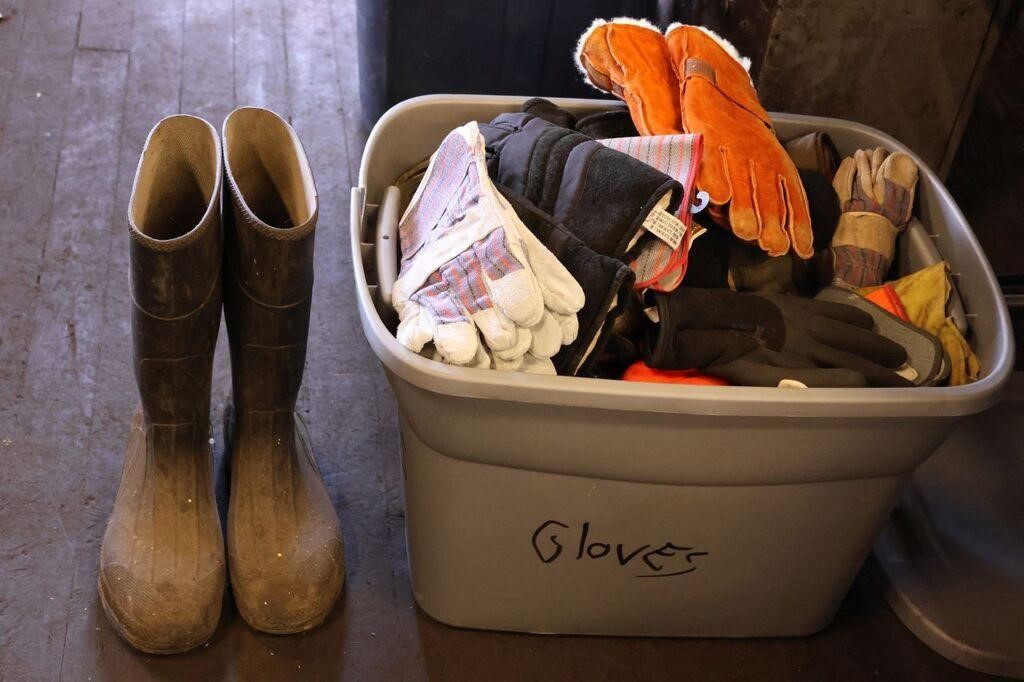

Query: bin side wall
[
  {"left": 389, "top": 371, "right": 954, "bottom": 487},
  {"left": 401, "top": 422, "right": 904, "bottom": 637}
]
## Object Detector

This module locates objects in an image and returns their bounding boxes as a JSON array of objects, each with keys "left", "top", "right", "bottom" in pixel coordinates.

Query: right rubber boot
[
  {"left": 98, "top": 115, "right": 226, "bottom": 654},
  {"left": 221, "top": 107, "right": 345, "bottom": 634}
]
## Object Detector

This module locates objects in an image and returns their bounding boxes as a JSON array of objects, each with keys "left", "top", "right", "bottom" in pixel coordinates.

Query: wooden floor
[{"left": 0, "top": 1, "right": 1005, "bottom": 680}]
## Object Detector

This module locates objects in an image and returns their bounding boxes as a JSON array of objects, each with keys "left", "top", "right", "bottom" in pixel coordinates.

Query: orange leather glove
[
  {"left": 575, "top": 18, "right": 682, "bottom": 136},
  {"left": 576, "top": 20, "right": 813, "bottom": 260},
  {"left": 665, "top": 24, "right": 813, "bottom": 259}
]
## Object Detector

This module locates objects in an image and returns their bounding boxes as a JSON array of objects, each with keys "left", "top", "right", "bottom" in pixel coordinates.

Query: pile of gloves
[{"left": 388, "top": 18, "right": 980, "bottom": 388}]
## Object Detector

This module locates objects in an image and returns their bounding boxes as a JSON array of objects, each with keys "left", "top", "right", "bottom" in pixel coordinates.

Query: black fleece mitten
[
  {"left": 498, "top": 187, "right": 635, "bottom": 376},
  {"left": 576, "top": 109, "right": 639, "bottom": 139},
  {"left": 481, "top": 112, "right": 682, "bottom": 262},
  {"left": 521, "top": 97, "right": 578, "bottom": 130},
  {"left": 642, "top": 288, "right": 913, "bottom": 388},
  {"left": 521, "top": 98, "right": 640, "bottom": 139}
]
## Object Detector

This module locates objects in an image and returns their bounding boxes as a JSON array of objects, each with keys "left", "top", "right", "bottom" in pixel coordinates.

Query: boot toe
[
  {"left": 232, "top": 536, "right": 345, "bottom": 634},
  {"left": 98, "top": 563, "right": 224, "bottom": 654}
]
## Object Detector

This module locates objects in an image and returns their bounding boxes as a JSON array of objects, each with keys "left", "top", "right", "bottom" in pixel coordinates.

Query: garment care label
[{"left": 642, "top": 208, "right": 686, "bottom": 250}]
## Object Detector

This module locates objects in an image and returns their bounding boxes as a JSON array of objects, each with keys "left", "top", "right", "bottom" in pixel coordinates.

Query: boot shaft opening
[
  {"left": 223, "top": 107, "right": 317, "bottom": 231},
  {"left": 129, "top": 115, "right": 221, "bottom": 242}
]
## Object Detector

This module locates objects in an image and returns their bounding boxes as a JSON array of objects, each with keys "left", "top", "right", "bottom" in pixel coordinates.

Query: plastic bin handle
[
  {"left": 375, "top": 185, "right": 402, "bottom": 312},
  {"left": 902, "top": 218, "right": 969, "bottom": 335}
]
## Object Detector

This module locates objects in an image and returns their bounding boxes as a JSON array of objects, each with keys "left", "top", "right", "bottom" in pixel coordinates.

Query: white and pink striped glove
[{"left": 392, "top": 123, "right": 584, "bottom": 371}]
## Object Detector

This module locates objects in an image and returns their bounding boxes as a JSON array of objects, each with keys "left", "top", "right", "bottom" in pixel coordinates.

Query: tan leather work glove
[
  {"left": 831, "top": 147, "right": 919, "bottom": 288},
  {"left": 575, "top": 18, "right": 682, "bottom": 136},
  {"left": 665, "top": 24, "right": 813, "bottom": 259}
]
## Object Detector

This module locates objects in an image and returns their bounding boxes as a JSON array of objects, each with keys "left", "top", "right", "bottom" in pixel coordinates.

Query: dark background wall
[
  {"left": 356, "top": 0, "right": 656, "bottom": 124},
  {"left": 946, "top": 1, "right": 1024, "bottom": 276}
]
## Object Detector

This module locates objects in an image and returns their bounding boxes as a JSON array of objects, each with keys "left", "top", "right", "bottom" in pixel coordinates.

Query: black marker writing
[
  {"left": 530, "top": 519, "right": 708, "bottom": 579},
  {"left": 532, "top": 520, "right": 570, "bottom": 563}
]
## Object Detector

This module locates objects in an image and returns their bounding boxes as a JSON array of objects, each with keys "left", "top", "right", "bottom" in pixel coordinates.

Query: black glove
[
  {"left": 521, "top": 97, "right": 578, "bottom": 130},
  {"left": 575, "top": 109, "right": 639, "bottom": 139},
  {"left": 800, "top": 169, "right": 840, "bottom": 245},
  {"left": 498, "top": 187, "right": 635, "bottom": 377},
  {"left": 521, "top": 98, "right": 640, "bottom": 139},
  {"left": 642, "top": 288, "right": 913, "bottom": 387},
  {"left": 684, "top": 224, "right": 817, "bottom": 295},
  {"left": 480, "top": 111, "right": 681, "bottom": 262},
  {"left": 815, "top": 286, "right": 948, "bottom": 386},
  {"left": 685, "top": 170, "right": 838, "bottom": 296}
]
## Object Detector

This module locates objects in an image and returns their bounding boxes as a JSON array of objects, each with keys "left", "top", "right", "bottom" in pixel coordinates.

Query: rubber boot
[
  {"left": 221, "top": 107, "right": 344, "bottom": 633},
  {"left": 99, "top": 115, "right": 226, "bottom": 654}
]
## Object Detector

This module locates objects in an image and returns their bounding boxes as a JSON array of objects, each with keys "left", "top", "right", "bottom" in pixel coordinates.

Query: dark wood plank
[
  {"left": 78, "top": 0, "right": 133, "bottom": 51},
  {"left": 180, "top": 0, "right": 234, "bottom": 124},
  {"left": 0, "top": 22, "right": 127, "bottom": 678},
  {"left": 111, "top": 0, "right": 185, "bottom": 229},
  {"left": 0, "top": 0, "right": 83, "bottom": 403},
  {"left": 21, "top": 44, "right": 129, "bottom": 483},
  {"left": 0, "top": 0, "right": 28, "bottom": 121},
  {"left": 329, "top": 0, "right": 367, "bottom": 185},
  {"left": 0, "top": 0, "right": 80, "bottom": 269},
  {"left": 233, "top": 0, "right": 289, "bottom": 118},
  {"left": 0, "top": 440, "right": 77, "bottom": 679}
]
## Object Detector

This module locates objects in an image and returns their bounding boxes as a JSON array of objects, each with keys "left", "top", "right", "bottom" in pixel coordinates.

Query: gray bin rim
[{"left": 352, "top": 94, "right": 1014, "bottom": 420}]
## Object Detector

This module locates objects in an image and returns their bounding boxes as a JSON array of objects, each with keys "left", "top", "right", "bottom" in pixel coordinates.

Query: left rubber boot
[
  {"left": 221, "top": 107, "right": 344, "bottom": 634},
  {"left": 99, "top": 115, "right": 227, "bottom": 654}
]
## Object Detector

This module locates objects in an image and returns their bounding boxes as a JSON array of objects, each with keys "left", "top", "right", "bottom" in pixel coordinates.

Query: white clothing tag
[
  {"left": 642, "top": 208, "right": 685, "bottom": 250},
  {"left": 644, "top": 306, "right": 660, "bottom": 323}
]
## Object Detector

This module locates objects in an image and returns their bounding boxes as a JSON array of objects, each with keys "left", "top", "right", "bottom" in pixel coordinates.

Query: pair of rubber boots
[{"left": 98, "top": 109, "right": 344, "bottom": 654}]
